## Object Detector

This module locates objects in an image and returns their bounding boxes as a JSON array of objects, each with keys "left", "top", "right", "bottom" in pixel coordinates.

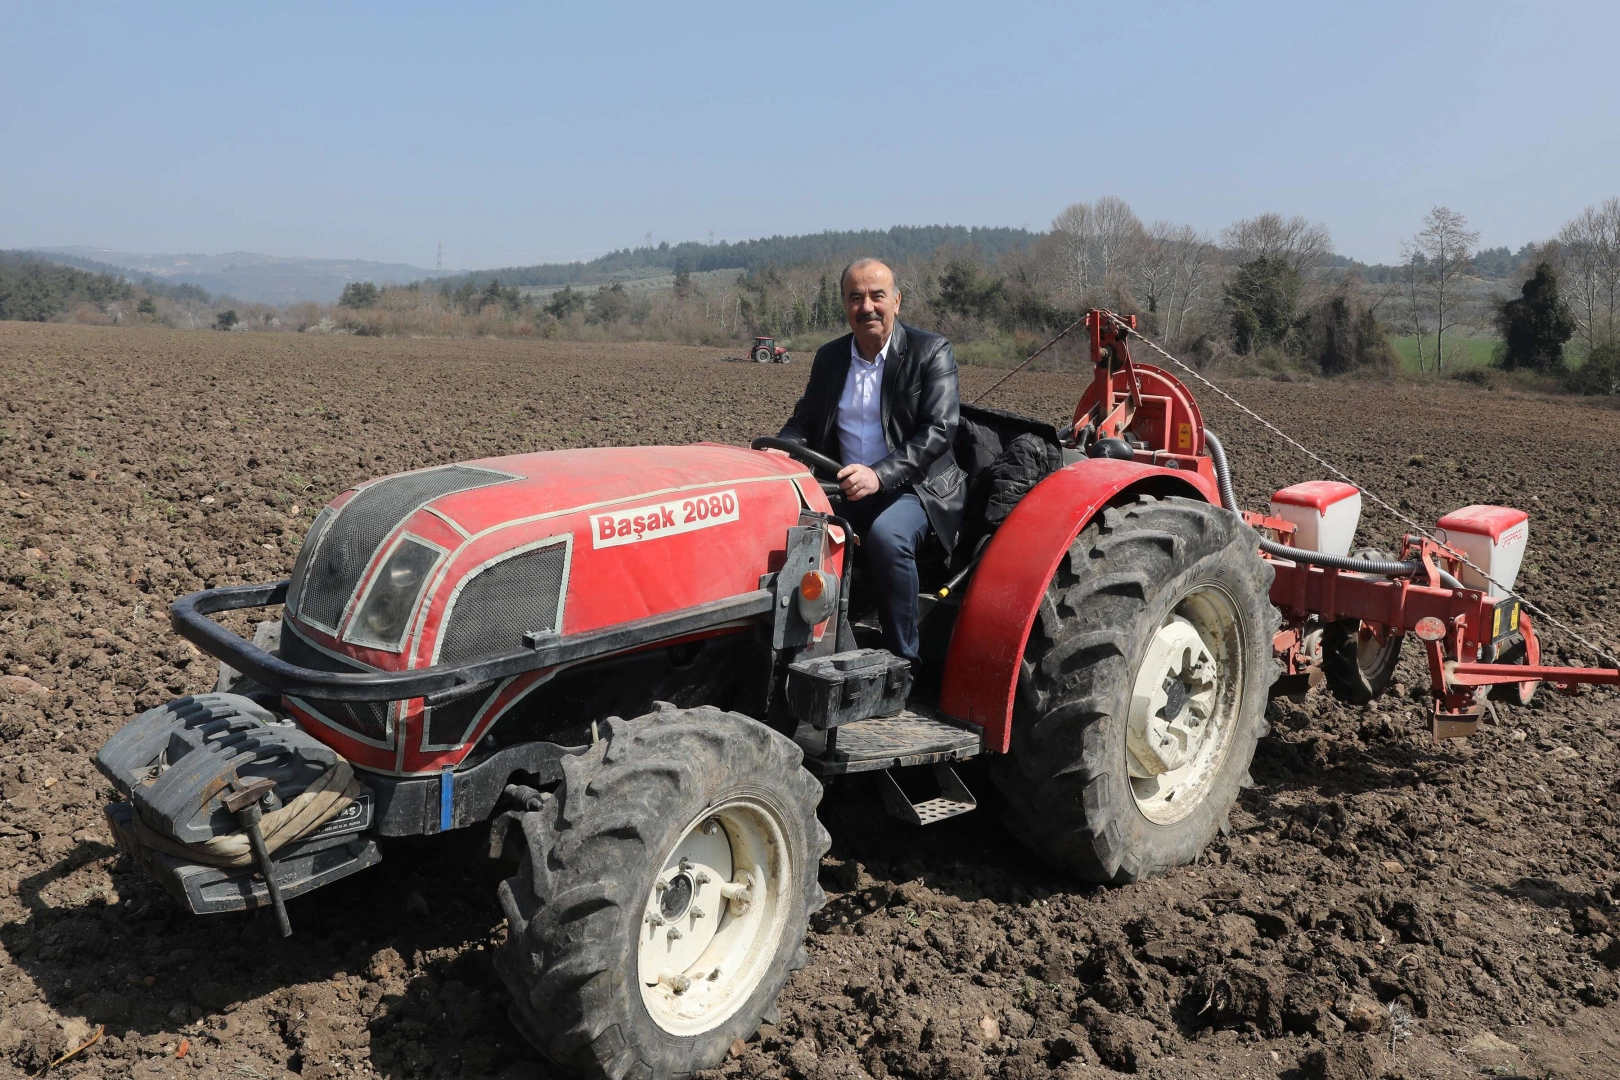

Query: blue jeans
[{"left": 835, "top": 490, "right": 930, "bottom": 666}]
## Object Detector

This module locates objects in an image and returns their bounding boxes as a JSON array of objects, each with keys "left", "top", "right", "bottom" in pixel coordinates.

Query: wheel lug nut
[
  {"left": 645, "top": 912, "right": 664, "bottom": 926},
  {"left": 667, "top": 927, "right": 683, "bottom": 941},
  {"left": 694, "top": 872, "right": 710, "bottom": 886},
  {"left": 690, "top": 908, "right": 705, "bottom": 919},
  {"left": 702, "top": 818, "right": 721, "bottom": 835},
  {"left": 679, "top": 857, "right": 693, "bottom": 871}
]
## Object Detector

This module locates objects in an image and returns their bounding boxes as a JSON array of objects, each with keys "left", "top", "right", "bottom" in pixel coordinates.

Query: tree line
[
  {"left": 9, "top": 200, "right": 1619, "bottom": 396},
  {"left": 0, "top": 253, "right": 133, "bottom": 321},
  {"left": 424, "top": 226, "right": 1041, "bottom": 291}
]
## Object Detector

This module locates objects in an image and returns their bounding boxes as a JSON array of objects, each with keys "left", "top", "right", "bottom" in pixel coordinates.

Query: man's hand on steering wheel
[
  {"left": 750, "top": 436, "right": 882, "bottom": 501},
  {"left": 836, "top": 463, "right": 880, "bottom": 501}
]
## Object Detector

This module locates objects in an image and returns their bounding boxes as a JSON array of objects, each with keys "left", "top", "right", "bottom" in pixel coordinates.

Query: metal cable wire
[
  {"left": 1101, "top": 311, "right": 1620, "bottom": 667},
  {"left": 969, "top": 316, "right": 1086, "bottom": 405}
]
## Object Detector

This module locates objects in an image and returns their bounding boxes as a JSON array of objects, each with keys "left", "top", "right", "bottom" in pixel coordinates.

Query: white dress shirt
[{"left": 837, "top": 332, "right": 891, "bottom": 468}]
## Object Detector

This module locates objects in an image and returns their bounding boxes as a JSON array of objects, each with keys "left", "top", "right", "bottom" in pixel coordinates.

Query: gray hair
[{"left": 839, "top": 257, "right": 898, "bottom": 295}]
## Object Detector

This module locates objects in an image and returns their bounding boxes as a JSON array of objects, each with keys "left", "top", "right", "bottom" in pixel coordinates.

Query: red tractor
[
  {"left": 752, "top": 335, "right": 790, "bottom": 363},
  {"left": 95, "top": 311, "right": 1619, "bottom": 1079}
]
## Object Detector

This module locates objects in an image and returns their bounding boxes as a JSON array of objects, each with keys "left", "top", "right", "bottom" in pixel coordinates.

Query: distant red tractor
[
  {"left": 95, "top": 310, "right": 1619, "bottom": 1079},
  {"left": 751, "top": 335, "right": 790, "bottom": 363}
]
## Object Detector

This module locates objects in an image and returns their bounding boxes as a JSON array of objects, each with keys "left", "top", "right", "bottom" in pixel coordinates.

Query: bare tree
[
  {"left": 1220, "top": 213, "right": 1334, "bottom": 277},
  {"left": 1051, "top": 202, "right": 1096, "bottom": 300},
  {"left": 1393, "top": 242, "right": 1431, "bottom": 371},
  {"left": 1556, "top": 198, "right": 1620, "bottom": 353},
  {"left": 1408, "top": 206, "right": 1480, "bottom": 372},
  {"left": 1130, "top": 221, "right": 1179, "bottom": 322},
  {"left": 1092, "top": 196, "right": 1145, "bottom": 284},
  {"left": 1051, "top": 197, "right": 1145, "bottom": 303},
  {"left": 1127, "top": 222, "right": 1215, "bottom": 350},
  {"left": 1167, "top": 225, "right": 1216, "bottom": 351}
]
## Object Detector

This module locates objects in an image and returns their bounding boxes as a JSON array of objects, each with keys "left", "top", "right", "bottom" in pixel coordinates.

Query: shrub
[
  {"left": 1565, "top": 344, "right": 1620, "bottom": 395},
  {"left": 214, "top": 309, "right": 239, "bottom": 330},
  {"left": 1299, "top": 283, "right": 1395, "bottom": 375}
]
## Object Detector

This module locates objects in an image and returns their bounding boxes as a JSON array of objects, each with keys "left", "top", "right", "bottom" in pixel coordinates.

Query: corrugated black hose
[{"left": 1202, "top": 429, "right": 1438, "bottom": 580}]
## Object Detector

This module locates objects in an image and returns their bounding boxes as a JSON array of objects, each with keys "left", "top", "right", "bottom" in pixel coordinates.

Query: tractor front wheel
[
  {"left": 992, "top": 495, "right": 1279, "bottom": 882},
  {"left": 495, "top": 706, "right": 828, "bottom": 1080}
]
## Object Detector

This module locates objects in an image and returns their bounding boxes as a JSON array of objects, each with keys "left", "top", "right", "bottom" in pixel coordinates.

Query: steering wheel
[{"left": 750, "top": 436, "right": 845, "bottom": 497}]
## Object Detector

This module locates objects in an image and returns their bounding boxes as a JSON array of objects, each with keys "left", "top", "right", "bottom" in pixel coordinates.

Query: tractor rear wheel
[
  {"left": 495, "top": 706, "right": 828, "bottom": 1080},
  {"left": 992, "top": 495, "right": 1279, "bottom": 882},
  {"left": 754, "top": 346, "right": 772, "bottom": 363}
]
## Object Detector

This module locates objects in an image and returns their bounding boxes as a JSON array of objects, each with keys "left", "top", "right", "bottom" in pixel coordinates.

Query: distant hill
[
  {"left": 36, "top": 247, "right": 432, "bottom": 305},
  {"left": 428, "top": 225, "right": 1043, "bottom": 291}
]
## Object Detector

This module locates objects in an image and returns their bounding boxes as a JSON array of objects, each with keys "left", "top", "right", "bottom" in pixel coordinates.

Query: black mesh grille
[
  {"left": 281, "top": 628, "right": 392, "bottom": 744},
  {"left": 439, "top": 543, "right": 568, "bottom": 664},
  {"left": 285, "top": 506, "right": 335, "bottom": 620},
  {"left": 425, "top": 687, "right": 495, "bottom": 748},
  {"left": 298, "top": 466, "right": 515, "bottom": 630}
]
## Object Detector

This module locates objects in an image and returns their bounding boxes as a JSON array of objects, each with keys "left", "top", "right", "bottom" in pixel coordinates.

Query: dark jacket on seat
[{"left": 777, "top": 322, "right": 966, "bottom": 553}]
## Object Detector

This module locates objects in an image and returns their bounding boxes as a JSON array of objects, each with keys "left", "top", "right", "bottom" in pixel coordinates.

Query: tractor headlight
[{"left": 344, "top": 537, "right": 442, "bottom": 651}]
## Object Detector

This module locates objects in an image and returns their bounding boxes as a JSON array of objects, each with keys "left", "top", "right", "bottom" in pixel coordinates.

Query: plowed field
[{"left": 2, "top": 323, "right": 1619, "bottom": 1080}]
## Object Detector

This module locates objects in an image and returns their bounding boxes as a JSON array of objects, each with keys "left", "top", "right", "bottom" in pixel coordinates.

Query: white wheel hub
[
  {"left": 1127, "top": 616, "right": 1217, "bottom": 776},
  {"left": 1127, "top": 588, "right": 1245, "bottom": 826},
  {"left": 637, "top": 797, "right": 791, "bottom": 1037}
]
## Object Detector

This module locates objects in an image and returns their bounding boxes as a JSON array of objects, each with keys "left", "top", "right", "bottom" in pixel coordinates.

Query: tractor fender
[{"left": 938, "top": 458, "right": 1216, "bottom": 754}]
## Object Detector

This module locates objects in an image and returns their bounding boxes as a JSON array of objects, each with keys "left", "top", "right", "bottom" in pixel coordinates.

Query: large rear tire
[
  {"left": 991, "top": 495, "right": 1279, "bottom": 882},
  {"left": 495, "top": 706, "right": 828, "bottom": 1080}
]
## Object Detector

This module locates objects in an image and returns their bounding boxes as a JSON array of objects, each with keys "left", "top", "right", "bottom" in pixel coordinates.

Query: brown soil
[{"left": 2, "top": 323, "right": 1619, "bottom": 1080}]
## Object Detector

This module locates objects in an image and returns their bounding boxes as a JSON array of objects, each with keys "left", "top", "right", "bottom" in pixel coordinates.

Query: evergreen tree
[
  {"left": 589, "top": 282, "right": 630, "bottom": 323},
  {"left": 481, "top": 278, "right": 505, "bottom": 311},
  {"left": 938, "top": 260, "right": 1006, "bottom": 323},
  {"left": 1222, "top": 256, "right": 1300, "bottom": 353},
  {"left": 545, "top": 286, "right": 586, "bottom": 320},
  {"left": 812, "top": 273, "right": 840, "bottom": 329},
  {"left": 339, "top": 281, "right": 379, "bottom": 308},
  {"left": 1494, "top": 262, "right": 1575, "bottom": 373}
]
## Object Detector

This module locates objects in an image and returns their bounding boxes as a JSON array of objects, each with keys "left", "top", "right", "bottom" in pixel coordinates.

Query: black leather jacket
[{"left": 777, "top": 322, "right": 966, "bottom": 553}]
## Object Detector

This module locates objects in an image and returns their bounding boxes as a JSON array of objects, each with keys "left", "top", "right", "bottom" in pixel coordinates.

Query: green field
[{"left": 1391, "top": 334, "right": 1497, "bottom": 372}]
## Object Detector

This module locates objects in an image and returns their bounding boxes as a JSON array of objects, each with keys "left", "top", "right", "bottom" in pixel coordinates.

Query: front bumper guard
[{"left": 173, "top": 580, "right": 777, "bottom": 704}]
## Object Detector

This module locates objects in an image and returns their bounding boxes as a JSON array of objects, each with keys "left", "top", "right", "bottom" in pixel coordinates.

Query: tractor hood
[{"left": 275, "top": 443, "right": 825, "bottom": 770}]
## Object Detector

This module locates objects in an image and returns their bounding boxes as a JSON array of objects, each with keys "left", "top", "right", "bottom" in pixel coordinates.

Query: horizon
[{"left": 5, "top": 3, "right": 1619, "bottom": 269}]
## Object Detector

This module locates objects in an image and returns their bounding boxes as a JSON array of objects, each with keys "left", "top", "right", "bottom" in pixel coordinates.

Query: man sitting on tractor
[{"left": 777, "top": 258, "right": 964, "bottom": 668}]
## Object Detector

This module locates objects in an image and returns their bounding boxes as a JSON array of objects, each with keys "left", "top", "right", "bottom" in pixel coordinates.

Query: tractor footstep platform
[
  {"left": 794, "top": 707, "right": 982, "bottom": 776},
  {"left": 877, "top": 763, "right": 977, "bottom": 826}
]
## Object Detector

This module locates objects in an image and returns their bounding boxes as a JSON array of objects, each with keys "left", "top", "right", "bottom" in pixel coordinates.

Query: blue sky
[{"left": 3, "top": 1, "right": 1615, "bottom": 268}]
